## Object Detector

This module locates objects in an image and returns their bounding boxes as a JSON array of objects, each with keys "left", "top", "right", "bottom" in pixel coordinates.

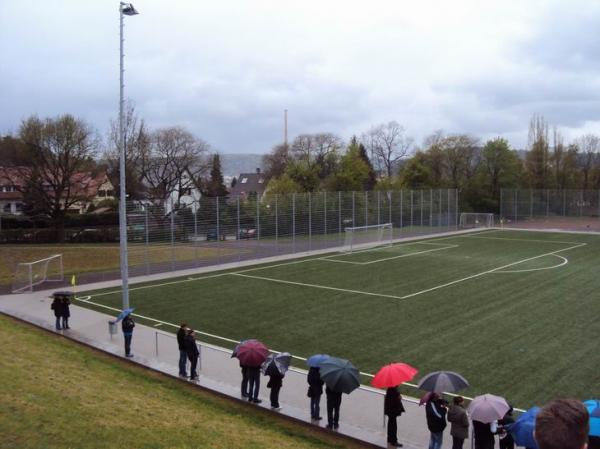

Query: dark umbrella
[
  {"left": 236, "top": 340, "right": 269, "bottom": 367},
  {"left": 509, "top": 406, "right": 539, "bottom": 449},
  {"left": 307, "top": 354, "right": 330, "bottom": 368},
  {"left": 261, "top": 352, "right": 292, "bottom": 375},
  {"left": 584, "top": 400, "right": 600, "bottom": 437},
  {"left": 417, "top": 371, "right": 469, "bottom": 393},
  {"left": 319, "top": 357, "right": 360, "bottom": 394},
  {"left": 419, "top": 391, "right": 434, "bottom": 406},
  {"left": 231, "top": 339, "right": 257, "bottom": 358}
]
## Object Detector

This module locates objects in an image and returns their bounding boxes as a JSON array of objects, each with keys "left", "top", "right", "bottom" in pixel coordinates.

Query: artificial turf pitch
[{"left": 78, "top": 229, "right": 600, "bottom": 408}]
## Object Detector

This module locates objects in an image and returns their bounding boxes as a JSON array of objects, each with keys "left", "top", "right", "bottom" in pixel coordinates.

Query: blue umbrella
[
  {"left": 307, "top": 354, "right": 330, "bottom": 368},
  {"left": 113, "top": 307, "right": 134, "bottom": 323},
  {"left": 584, "top": 400, "right": 600, "bottom": 437},
  {"left": 509, "top": 406, "right": 539, "bottom": 449}
]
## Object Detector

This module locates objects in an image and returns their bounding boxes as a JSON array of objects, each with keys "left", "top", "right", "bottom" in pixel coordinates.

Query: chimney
[{"left": 256, "top": 168, "right": 261, "bottom": 174}]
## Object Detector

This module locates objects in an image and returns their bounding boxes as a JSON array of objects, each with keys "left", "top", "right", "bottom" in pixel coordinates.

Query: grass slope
[
  {"left": 80, "top": 230, "right": 600, "bottom": 408},
  {"left": 0, "top": 315, "right": 364, "bottom": 449}
]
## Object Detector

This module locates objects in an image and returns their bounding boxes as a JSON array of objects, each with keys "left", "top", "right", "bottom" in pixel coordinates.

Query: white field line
[
  {"left": 320, "top": 244, "right": 458, "bottom": 265},
  {"left": 460, "top": 233, "right": 584, "bottom": 245},
  {"left": 494, "top": 254, "right": 568, "bottom": 273},
  {"left": 398, "top": 242, "right": 586, "bottom": 300}
]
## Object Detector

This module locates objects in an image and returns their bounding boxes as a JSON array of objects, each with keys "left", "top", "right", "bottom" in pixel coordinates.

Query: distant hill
[{"left": 219, "top": 153, "right": 264, "bottom": 177}]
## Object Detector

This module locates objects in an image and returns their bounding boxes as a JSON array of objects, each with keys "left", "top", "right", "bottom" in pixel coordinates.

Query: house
[
  {"left": 0, "top": 167, "right": 115, "bottom": 215},
  {"left": 229, "top": 168, "right": 266, "bottom": 199}
]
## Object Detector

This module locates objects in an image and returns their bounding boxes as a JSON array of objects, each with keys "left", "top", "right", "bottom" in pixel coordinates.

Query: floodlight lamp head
[{"left": 121, "top": 2, "right": 139, "bottom": 16}]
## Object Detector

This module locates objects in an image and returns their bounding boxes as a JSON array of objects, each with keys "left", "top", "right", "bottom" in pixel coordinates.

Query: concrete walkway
[{"left": 0, "top": 285, "right": 486, "bottom": 449}]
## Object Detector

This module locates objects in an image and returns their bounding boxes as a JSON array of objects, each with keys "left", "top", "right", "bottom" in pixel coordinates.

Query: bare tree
[
  {"left": 141, "top": 126, "right": 209, "bottom": 207},
  {"left": 575, "top": 134, "right": 600, "bottom": 190},
  {"left": 440, "top": 134, "right": 480, "bottom": 188},
  {"left": 362, "top": 121, "right": 413, "bottom": 178},
  {"left": 525, "top": 114, "right": 550, "bottom": 188},
  {"left": 16, "top": 114, "right": 99, "bottom": 241},
  {"left": 290, "top": 132, "right": 343, "bottom": 167},
  {"left": 262, "top": 143, "right": 291, "bottom": 181}
]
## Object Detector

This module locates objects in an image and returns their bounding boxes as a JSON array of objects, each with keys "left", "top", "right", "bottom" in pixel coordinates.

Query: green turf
[{"left": 79, "top": 229, "right": 600, "bottom": 408}]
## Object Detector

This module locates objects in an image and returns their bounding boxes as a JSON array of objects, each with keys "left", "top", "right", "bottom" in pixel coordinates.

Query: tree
[
  {"left": 265, "top": 173, "right": 302, "bottom": 194},
  {"left": 327, "top": 144, "right": 369, "bottom": 192},
  {"left": 398, "top": 152, "right": 432, "bottom": 188},
  {"left": 205, "top": 153, "right": 228, "bottom": 197},
  {"left": 262, "top": 143, "right": 290, "bottom": 181},
  {"left": 105, "top": 102, "right": 150, "bottom": 200},
  {"left": 575, "top": 134, "right": 600, "bottom": 191},
  {"left": 349, "top": 136, "right": 376, "bottom": 190},
  {"left": 362, "top": 121, "right": 413, "bottom": 178},
  {"left": 441, "top": 134, "right": 480, "bottom": 189},
  {"left": 0, "top": 135, "right": 30, "bottom": 166},
  {"left": 551, "top": 128, "right": 579, "bottom": 190},
  {"left": 141, "top": 126, "right": 209, "bottom": 205},
  {"left": 290, "top": 133, "right": 342, "bottom": 168},
  {"left": 231, "top": 176, "right": 237, "bottom": 189},
  {"left": 525, "top": 114, "right": 550, "bottom": 189},
  {"left": 17, "top": 114, "right": 99, "bottom": 241},
  {"left": 285, "top": 160, "right": 320, "bottom": 192}
]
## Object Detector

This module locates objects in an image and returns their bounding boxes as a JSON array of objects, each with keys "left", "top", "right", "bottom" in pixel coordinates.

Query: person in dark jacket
[
  {"left": 184, "top": 328, "right": 200, "bottom": 380},
  {"left": 122, "top": 314, "right": 135, "bottom": 357},
  {"left": 473, "top": 420, "right": 496, "bottom": 449},
  {"left": 176, "top": 323, "right": 188, "bottom": 377},
  {"left": 498, "top": 407, "right": 515, "bottom": 449},
  {"left": 60, "top": 295, "right": 71, "bottom": 330},
  {"left": 51, "top": 296, "right": 62, "bottom": 330},
  {"left": 447, "top": 396, "right": 469, "bottom": 449},
  {"left": 325, "top": 386, "right": 342, "bottom": 430},
  {"left": 384, "top": 386, "right": 405, "bottom": 447},
  {"left": 240, "top": 362, "right": 249, "bottom": 398},
  {"left": 307, "top": 366, "right": 324, "bottom": 420},
  {"left": 425, "top": 393, "right": 447, "bottom": 449},
  {"left": 266, "top": 365, "right": 284, "bottom": 410},
  {"left": 247, "top": 365, "right": 262, "bottom": 404}
]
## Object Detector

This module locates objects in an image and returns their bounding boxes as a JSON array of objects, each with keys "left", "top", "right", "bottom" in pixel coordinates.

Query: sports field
[{"left": 78, "top": 229, "right": 600, "bottom": 408}]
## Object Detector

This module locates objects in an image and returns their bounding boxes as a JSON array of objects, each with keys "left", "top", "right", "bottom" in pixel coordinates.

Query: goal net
[
  {"left": 459, "top": 213, "right": 495, "bottom": 229},
  {"left": 12, "top": 254, "right": 64, "bottom": 293},
  {"left": 343, "top": 223, "right": 393, "bottom": 253}
]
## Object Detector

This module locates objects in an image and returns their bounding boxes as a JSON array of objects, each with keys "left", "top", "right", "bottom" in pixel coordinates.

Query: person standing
[
  {"left": 177, "top": 323, "right": 188, "bottom": 378},
  {"left": 473, "top": 419, "right": 496, "bottom": 449},
  {"left": 425, "top": 393, "right": 447, "bottom": 449},
  {"left": 325, "top": 386, "right": 342, "bottom": 430},
  {"left": 307, "top": 366, "right": 324, "bottom": 420},
  {"left": 122, "top": 314, "right": 135, "bottom": 358},
  {"left": 384, "top": 386, "right": 405, "bottom": 447},
  {"left": 448, "top": 396, "right": 469, "bottom": 449},
  {"left": 240, "top": 362, "right": 249, "bottom": 398},
  {"left": 185, "top": 328, "right": 199, "bottom": 380},
  {"left": 51, "top": 296, "right": 62, "bottom": 330},
  {"left": 498, "top": 407, "right": 515, "bottom": 449},
  {"left": 60, "top": 295, "right": 71, "bottom": 330},
  {"left": 247, "top": 365, "right": 262, "bottom": 404},
  {"left": 266, "top": 365, "right": 284, "bottom": 410}
]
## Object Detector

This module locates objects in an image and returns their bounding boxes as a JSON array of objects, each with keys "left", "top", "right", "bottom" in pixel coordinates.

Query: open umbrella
[
  {"left": 419, "top": 391, "right": 434, "bottom": 406},
  {"left": 231, "top": 339, "right": 257, "bottom": 358},
  {"left": 509, "top": 406, "right": 539, "bottom": 449},
  {"left": 307, "top": 354, "right": 330, "bottom": 368},
  {"left": 261, "top": 352, "right": 292, "bottom": 375},
  {"left": 235, "top": 340, "right": 269, "bottom": 367},
  {"left": 320, "top": 357, "right": 360, "bottom": 394},
  {"left": 468, "top": 394, "right": 510, "bottom": 424},
  {"left": 584, "top": 400, "right": 600, "bottom": 437},
  {"left": 417, "top": 371, "right": 469, "bottom": 393},
  {"left": 371, "top": 363, "right": 418, "bottom": 389},
  {"left": 113, "top": 307, "right": 135, "bottom": 323}
]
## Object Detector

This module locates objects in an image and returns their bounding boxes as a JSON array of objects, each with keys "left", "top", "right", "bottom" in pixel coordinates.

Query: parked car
[
  {"left": 237, "top": 228, "right": 257, "bottom": 239},
  {"left": 206, "top": 228, "right": 226, "bottom": 241}
]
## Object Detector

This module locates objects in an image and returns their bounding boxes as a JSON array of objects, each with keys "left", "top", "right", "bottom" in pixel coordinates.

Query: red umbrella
[
  {"left": 236, "top": 340, "right": 269, "bottom": 367},
  {"left": 371, "top": 363, "right": 418, "bottom": 389}
]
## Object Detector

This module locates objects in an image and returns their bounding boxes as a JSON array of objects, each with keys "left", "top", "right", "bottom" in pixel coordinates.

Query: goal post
[
  {"left": 342, "top": 223, "right": 393, "bottom": 253},
  {"left": 459, "top": 213, "right": 495, "bottom": 229},
  {"left": 12, "top": 254, "right": 64, "bottom": 293}
]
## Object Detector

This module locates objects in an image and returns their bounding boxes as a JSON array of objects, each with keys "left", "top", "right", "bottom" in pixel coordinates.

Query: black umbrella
[
  {"left": 417, "top": 371, "right": 469, "bottom": 393},
  {"left": 261, "top": 352, "right": 292, "bottom": 375},
  {"left": 319, "top": 357, "right": 360, "bottom": 394}
]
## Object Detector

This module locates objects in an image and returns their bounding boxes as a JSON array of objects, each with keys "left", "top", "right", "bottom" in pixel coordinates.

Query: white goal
[
  {"left": 459, "top": 213, "right": 495, "bottom": 229},
  {"left": 343, "top": 223, "right": 393, "bottom": 253},
  {"left": 12, "top": 254, "right": 64, "bottom": 293}
]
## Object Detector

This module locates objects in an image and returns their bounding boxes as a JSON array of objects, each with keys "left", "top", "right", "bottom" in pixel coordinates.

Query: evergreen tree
[
  {"left": 206, "top": 154, "right": 228, "bottom": 197},
  {"left": 350, "top": 136, "right": 376, "bottom": 190}
]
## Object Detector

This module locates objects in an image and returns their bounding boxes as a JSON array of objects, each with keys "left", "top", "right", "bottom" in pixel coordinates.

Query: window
[
  {"left": 240, "top": 177, "right": 248, "bottom": 184},
  {"left": 15, "top": 202, "right": 23, "bottom": 212},
  {"left": 3, "top": 203, "right": 11, "bottom": 213},
  {"left": 258, "top": 178, "right": 264, "bottom": 184}
]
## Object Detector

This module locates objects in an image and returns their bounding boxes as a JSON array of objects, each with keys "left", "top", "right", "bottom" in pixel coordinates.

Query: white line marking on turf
[
  {"left": 153, "top": 323, "right": 163, "bottom": 327},
  {"left": 320, "top": 244, "right": 458, "bottom": 265},
  {"left": 494, "top": 254, "right": 569, "bottom": 273},
  {"left": 460, "top": 234, "right": 584, "bottom": 245}
]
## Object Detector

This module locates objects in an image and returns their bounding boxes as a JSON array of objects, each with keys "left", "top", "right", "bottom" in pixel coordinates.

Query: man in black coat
[
  {"left": 177, "top": 323, "right": 188, "bottom": 378},
  {"left": 266, "top": 364, "right": 284, "bottom": 409},
  {"left": 385, "top": 386, "right": 405, "bottom": 447},
  {"left": 122, "top": 314, "right": 135, "bottom": 357},
  {"left": 60, "top": 296, "right": 71, "bottom": 330},
  {"left": 307, "top": 366, "right": 324, "bottom": 420},
  {"left": 426, "top": 393, "right": 448, "bottom": 449},
  {"left": 247, "top": 365, "right": 262, "bottom": 404},
  {"left": 325, "top": 386, "right": 342, "bottom": 430},
  {"left": 184, "top": 329, "right": 200, "bottom": 380},
  {"left": 51, "top": 297, "right": 62, "bottom": 330}
]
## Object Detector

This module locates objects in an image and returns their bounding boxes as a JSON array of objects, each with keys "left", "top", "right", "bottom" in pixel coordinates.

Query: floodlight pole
[{"left": 118, "top": 2, "right": 138, "bottom": 310}]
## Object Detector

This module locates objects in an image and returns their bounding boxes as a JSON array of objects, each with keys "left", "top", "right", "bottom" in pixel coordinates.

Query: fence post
[
  {"left": 514, "top": 190, "right": 518, "bottom": 224},
  {"left": 580, "top": 190, "right": 583, "bottom": 216},
  {"left": 420, "top": 189, "right": 424, "bottom": 228},
  {"left": 429, "top": 189, "right": 433, "bottom": 229},
  {"left": 193, "top": 203, "right": 199, "bottom": 267},
  {"left": 388, "top": 191, "right": 392, "bottom": 226},
  {"left": 410, "top": 190, "right": 414, "bottom": 230},
  {"left": 292, "top": 193, "right": 296, "bottom": 253},
  {"left": 352, "top": 191, "right": 355, "bottom": 227},
  {"left": 145, "top": 207, "right": 150, "bottom": 275},
  {"left": 170, "top": 196, "right": 175, "bottom": 271},
  {"left": 377, "top": 190, "right": 381, "bottom": 225},
  {"left": 530, "top": 189, "right": 533, "bottom": 218},
  {"left": 236, "top": 196, "right": 241, "bottom": 263},
  {"left": 324, "top": 191, "right": 327, "bottom": 237},
  {"left": 546, "top": 189, "right": 549, "bottom": 217},
  {"left": 455, "top": 189, "right": 459, "bottom": 229},
  {"left": 563, "top": 190, "right": 566, "bottom": 216},
  {"left": 400, "top": 190, "right": 403, "bottom": 231},
  {"left": 216, "top": 197, "right": 221, "bottom": 264},
  {"left": 308, "top": 192, "right": 312, "bottom": 252},
  {"left": 256, "top": 193, "right": 260, "bottom": 241},
  {"left": 275, "top": 194, "right": 278, "bottom": 253},
  {"left": 438, "top": 189, "right": 442, "bottom": 228},
  {"left": 338, "top": 191, "right": 342, "bottom": 246},
  {"left": 365, "top": 191, "right": 368, "bottom": 227}
]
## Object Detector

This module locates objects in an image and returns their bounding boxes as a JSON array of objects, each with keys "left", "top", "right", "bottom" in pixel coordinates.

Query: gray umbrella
[
  {"left": 468, "top": 394, "right": 510, "bottom": 423},
  {"left": 261, "top": 352, "right": 292, "bottom": 375},
  {"left": 319, "top": 357, "right": 360, "bottom": 394},
  {"left": 417, "top": 371, "right": 470, "bottom": 393}
]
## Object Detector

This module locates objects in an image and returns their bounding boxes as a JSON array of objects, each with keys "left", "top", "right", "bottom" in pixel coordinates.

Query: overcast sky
[{"left": 1, "top": 0, "right": 599, "bottom": 154}]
